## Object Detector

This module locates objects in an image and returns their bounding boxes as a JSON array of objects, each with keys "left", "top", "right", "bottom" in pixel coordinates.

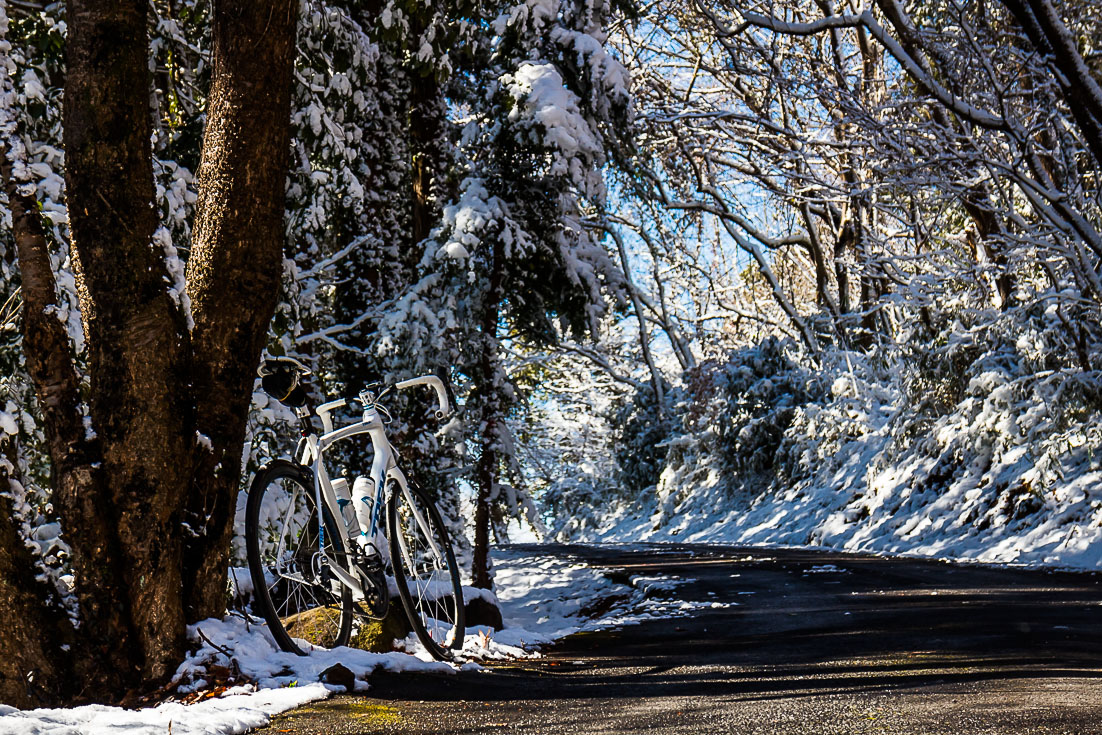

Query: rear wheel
[
  {"left": 245, "top": 460, "right": 352, "bottom": 654},
  {"left": 387, "top": 481, "right": 465, "bottom": 660}
]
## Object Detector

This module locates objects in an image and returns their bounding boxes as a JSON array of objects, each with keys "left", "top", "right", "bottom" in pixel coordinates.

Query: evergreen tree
[{"left": 378, "top": 0, "right": 632, "bottom": 587}]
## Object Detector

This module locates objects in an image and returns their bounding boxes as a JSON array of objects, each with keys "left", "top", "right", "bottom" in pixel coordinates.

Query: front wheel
[
  {"left": 387, "top": 482, "right": 465, "bottom": 660},
  {"left": 245, "top": 460, "right": 353, "bottom": 654}
]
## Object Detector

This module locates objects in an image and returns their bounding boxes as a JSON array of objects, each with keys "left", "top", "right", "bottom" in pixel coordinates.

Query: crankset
[{"left": 352, "top": 543, "right": 390, "bottom": 619}]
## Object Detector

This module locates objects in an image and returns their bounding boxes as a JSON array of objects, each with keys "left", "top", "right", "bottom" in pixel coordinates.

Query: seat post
[{"left": 295, "top": 404, "right": 316, "bottom": 437}]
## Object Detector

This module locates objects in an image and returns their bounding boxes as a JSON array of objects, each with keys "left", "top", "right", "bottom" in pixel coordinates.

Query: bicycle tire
[
  {"left": 386, "top": 481, "right": 465, "bottom": 660},
  {"left": 245, "top": 460, "right": 353, "bottom": 654}
]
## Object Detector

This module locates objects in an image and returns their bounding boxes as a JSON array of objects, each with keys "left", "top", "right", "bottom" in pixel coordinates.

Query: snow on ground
[
  {"left": 0, "top": 686, "right": 329, "bottom": 735},
  {"left": 173, "top": 616, "right": 456, "bottom": 694},
  {"left": 0, "top": 546, "right": 685, "bottom": 735},
  {"left": 489, "top": 546, "right": 732, "bottom": 640},
  {"left": 489, "top": 547, "right": 634, "bottom": 644}
]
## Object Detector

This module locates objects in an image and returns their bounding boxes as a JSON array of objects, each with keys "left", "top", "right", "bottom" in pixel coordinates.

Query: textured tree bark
[
  {"left": 64, "top": 0, "right": 193, "bottom": 686},
  {"left": 183, "top": 0, "right": 299, "bottom": 621},
  {"left": 0, "top": 138, "right": 123, "bottom": 701},
  {"left": 471, "top": 405, "right": 497, "bottom": 589},
  {"left": 0, "top": 0, "right": 301, "bottom": 706},
  {"left": 0, "top": 145, "right": 85, "bottom": 463},
  {"left": 0, "top": 441, "right": 70, "bottom": 708}
]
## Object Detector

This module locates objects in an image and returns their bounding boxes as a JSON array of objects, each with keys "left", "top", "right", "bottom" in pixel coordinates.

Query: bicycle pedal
[
  {"left": 358, "top": 554, "right": 383, "bottom": 573},
  {"left": 354, "top": 541, "right": 386, "bottom": 571},
  {"left": 353, "top": 581, "right": 389, "bottom": 619}
]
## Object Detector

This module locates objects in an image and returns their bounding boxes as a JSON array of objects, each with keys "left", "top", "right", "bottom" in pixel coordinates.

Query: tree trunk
[
  {"left": 472, "top": 240, "right": 505, "bottom": 590},
  {"left": 999, "top": 0, "right": 1102, "bottom": 168},
  {"left": 798, "top": 203, "right": 846, "bottom": 346},
  {"left": 409, "top": 72, "right": 446, "bottom": 251},
  {"left": 962, "top": 184, "right": 1016, "bottom": 309},
  {"left": 472, "top": 437, "right": 496, "bottom": 590},
  {"left": 0, "top": 136, "right": 118, "bottom": 701},
  {"left": 834, "top": 217, "right": 853, "bottom": 316},
  {"left": 65, "top": 0, "right": 195, "bottom": 688},
  {"left": 0, "top": 0, "right": 302, "bottom": 706},
  {"left": 0, "top": 440, "right": 70, "bottom": 708},
  {"left": 0, "top": 144, "right": 86, "bottom": 471},
  {"left": 183, "top": 0, "right": 299, "bottom": 622}
]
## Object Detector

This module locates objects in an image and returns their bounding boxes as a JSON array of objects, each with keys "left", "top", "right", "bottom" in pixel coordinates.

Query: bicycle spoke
[
  {"left": 274, "top": 480, "right": 301, "bottom": 567},
  {"left": 388, "top": 482, "right": 464, "bottom": 658},
  {"left": 247, "top": 462, "right": 352, "bottom": 653}
]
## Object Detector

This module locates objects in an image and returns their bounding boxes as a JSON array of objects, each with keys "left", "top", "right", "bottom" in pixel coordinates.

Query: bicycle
[{"left": 244, "top": 357, "right": 465, "bottom": 661}]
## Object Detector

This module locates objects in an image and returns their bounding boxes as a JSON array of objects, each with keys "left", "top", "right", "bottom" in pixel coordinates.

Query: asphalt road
[{"left": 250, "top": 543, "right": 1102, "bottom": 734}]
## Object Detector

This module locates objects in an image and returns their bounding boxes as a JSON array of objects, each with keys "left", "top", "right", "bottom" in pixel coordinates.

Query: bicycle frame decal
[{"left": 292, "top": 401, "right": 401, "bottom": 603}]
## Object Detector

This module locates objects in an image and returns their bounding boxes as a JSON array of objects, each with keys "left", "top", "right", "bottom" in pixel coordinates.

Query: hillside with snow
[{"left": 553, "top": 338, "right": 1102, "bottom": 571}]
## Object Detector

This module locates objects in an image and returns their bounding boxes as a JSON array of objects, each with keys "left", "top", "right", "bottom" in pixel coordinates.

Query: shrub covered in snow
[
  {"left": 639, "top": 338, "right": 824, "bottom": 533},
  {"left": 611, "top": 384, "right": 670, "bottom": 498},
  {"left": 708, "top": 337, "right": 825, "bottom": 494},
  {"left": 583, "top": 301, "right": 1102, "bottom": 568}
]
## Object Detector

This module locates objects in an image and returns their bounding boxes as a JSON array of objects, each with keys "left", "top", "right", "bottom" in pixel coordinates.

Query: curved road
[{"left": 252, "top": 544, "right": 1102, "bottom": 734}]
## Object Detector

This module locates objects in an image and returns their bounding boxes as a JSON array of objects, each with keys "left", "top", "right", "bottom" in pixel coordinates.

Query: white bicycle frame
[{"left": 290, "top": 375, "right": 451, "bottom": 602}]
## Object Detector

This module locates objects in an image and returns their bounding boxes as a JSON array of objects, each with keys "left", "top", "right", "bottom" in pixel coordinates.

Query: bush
[
  {"left": 612, "top": 383, "right": 672, "bottom": 497},
  {"left": 710, "top": 337, "right": 825, "bottom": 495}
]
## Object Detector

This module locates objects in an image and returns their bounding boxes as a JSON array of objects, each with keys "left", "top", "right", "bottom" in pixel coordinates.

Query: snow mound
[{"left": 0, "top": 546, "right": 661, "bottom": 734}]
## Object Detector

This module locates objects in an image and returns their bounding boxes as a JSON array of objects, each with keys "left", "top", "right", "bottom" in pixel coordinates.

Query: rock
[
  {"left": 281, "top": 607, "right": 346, "bottom": 648},
  {"left": 280, "top": 593, "right": 503, "bottom": 653},
  {"left": 280, "top": 602, "right": 411, "bottom": 652},
  {"left": 465, "top": 594, "right": 504, "bottom": 630},
  {"left": 348, "top": 604, "right": 411, "bottom": 652},
  {"left": 319, "top": 663, "right": 356, "bottom": 692}
]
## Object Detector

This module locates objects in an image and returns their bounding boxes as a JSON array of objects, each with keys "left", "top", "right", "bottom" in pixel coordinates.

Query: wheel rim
[{"left": 391, "top": 486, "right": 463, "bottom": 654}]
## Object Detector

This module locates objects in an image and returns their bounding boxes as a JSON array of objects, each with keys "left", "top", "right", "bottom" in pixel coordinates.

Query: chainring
[{"left": 352, "top": 545, "right": 390, "bottom": 619}]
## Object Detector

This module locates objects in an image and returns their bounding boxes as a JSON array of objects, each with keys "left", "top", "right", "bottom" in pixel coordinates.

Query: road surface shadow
[
  {"left": 370, "top": 545, "right": 1102, "bottom": 702},
  {"left": 252, "top": 545, "right": 1102, "bottom": 735}
]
